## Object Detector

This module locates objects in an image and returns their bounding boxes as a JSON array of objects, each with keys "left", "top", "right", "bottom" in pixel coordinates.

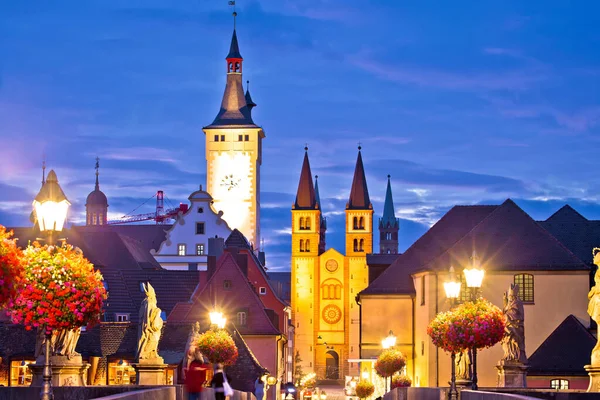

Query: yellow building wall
[{"left": 204, "top": 127, "right": 263, "bottom": 246}]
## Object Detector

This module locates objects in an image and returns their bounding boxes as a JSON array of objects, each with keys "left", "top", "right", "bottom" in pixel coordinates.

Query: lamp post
[
  {"left": 381, "top": 330, "right": 396, "bottom": 393},
  {"left": 463, "top": 251, "right": 485, "bottom": 391},
  {"left": 209, "top": 310, "right": 226, "bottom": 329},
  {"left": 33, "top": 169, "right": 70, "bottom": 400},
  {"left": 443, "top": 266, "right": 461, "bottom": 400}
]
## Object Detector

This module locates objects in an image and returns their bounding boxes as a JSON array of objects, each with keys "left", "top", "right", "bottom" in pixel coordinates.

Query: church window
[
  {"left": 99, "top": 213, "right": 104, "bottom": 225},
  {"left": 244, "top": 135, "right": 249, "bottom": 141},
  {"left": 220, "top": 135, "right": 225, "bottom": 141},
  {"left": 420, "top": 276, "right": 425, "bottom": 306},
  {"left": 305, "top": 218, "right": 311, "bottom": 230},
  {"left": 513, "top": 274, "right": 534, "bottom": 303},
  {"left": 197, "top": 207, "right": 204, "bottom": 213},
  {"left": 353, "top": 239, "right": 358, "bottom": 252},
  {"left": 93, "top": 213, "right": 98, "bottom": 225},
  {"left": 178, "top": 244, "right": 186, "bottom": 256},
  {"left": 237, "top": 312, "right": 247, "bottom": 326},
  {"left": 196, "top": 244, "right": 205, "bottom": 256},
  {"left": 359, "top": 217, "right": 365, "bottom": 229},
  {"left": 305, "top": 239, "right": 310, "bottom": 252},
  {"left": 228, "top": 62, "right": 233, "bottom": 72},
  {"left": 353, "top": 217, "right": 358, "bottom": 230},
  {"left": 215, "top": 135, "right": 219, "bottom": 142},
  {"left": 196, "top": 222, "right": 205, "bottom": 235},
  {"left": 224, "top": 280, "right": 232, "bottom": 290},
  {"left": 299, "top": 217, "right": 305, "bottom": 230},
  {"left": 238, "top": 135, "right": 243, "bottom": 141},
  {"left": 321, "top": 279, "right": 342, "bottom": 300},
  {"left": 235, "top": 62, "right": 240, "bottom": 72},
  {"left": 550, "top": 379, "right": 569, "bottom": 390},
  {"left": 299, "top": 239, "right": 305, "bottom": 252}
]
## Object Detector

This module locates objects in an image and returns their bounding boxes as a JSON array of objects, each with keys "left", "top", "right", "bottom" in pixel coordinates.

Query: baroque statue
[
  {"left": 136, "top": 283, "right": 164, "bottom": 361},
  {"left": 501, "top": 283, "right": 527, "bottom": 364},
  {"left": 182, "top": 322, "right": 202, "bottom": 380},
  {"left": 34, "top": 327, "right": 82, "bottom": 360},
  {"left": 455, "top": 350, "right": 471, "bottom": 381},
  {"left": 588, "top": 248, "right": 600, "bottom": 365}
]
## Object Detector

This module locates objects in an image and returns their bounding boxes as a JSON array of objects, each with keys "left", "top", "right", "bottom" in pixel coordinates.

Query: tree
[{"left": 293, "top": 351, "right": 306, "bottom": 385}]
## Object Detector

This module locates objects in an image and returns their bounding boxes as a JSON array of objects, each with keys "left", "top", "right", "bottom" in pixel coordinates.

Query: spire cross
[
  {"left": 358, "top": 142, "right": 362, "bottom": 150},
  {"left": 229, "top": 1, "right": 237, "bottom": 29},
  {"left": 41, "top": 156, "right": 46, "bottom": 186},
  {"left": 95, "top": 157, "right": 100, "bottom": 190},
  {"left": 304, "top": 143, "right": 309, "bottom": 151}
]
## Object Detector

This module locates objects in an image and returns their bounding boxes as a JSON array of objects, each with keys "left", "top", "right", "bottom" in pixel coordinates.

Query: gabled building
[{"left": 358, "top": 199, "right": 590, "bottom": 388}]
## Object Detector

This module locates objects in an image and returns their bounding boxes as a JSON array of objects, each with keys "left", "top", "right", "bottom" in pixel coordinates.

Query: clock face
[
  {"left": 325, "top": 259, "right": 338, "bottom": 273},
  {"left": 220, "top": 174, "right": 241, "bottom": 192}
]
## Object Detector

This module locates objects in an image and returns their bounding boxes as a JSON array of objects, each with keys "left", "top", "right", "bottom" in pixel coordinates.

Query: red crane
[{"left": 108, "top": 190, "right": 188, "bottom": 225}]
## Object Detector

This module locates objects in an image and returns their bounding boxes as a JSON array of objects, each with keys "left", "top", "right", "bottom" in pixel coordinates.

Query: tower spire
[
  {"left": 95, "top": 157, "right": 100, "bottom": 191},
  {"left": 347, "top": 146, "right": 371, "bottom": 209},
  {"left": 245, "top": 80, "right": 257, "bottom": 112},
  {"left": 379, "top": 174, "right": 399, "bottom": 254},
  {"left": 41, "top": 157, "right": 46, "bottom": 188},
  {"left": 294, "top": 147, "right": 317, "bottom": 209},
  {"left": 382, "top": 175, "right": 396, "bottom": 226}
]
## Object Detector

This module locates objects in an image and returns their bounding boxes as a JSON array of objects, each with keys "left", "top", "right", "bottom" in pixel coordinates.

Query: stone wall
[{"left": 382, "top": 387, "right": 445, "bottom": 400}]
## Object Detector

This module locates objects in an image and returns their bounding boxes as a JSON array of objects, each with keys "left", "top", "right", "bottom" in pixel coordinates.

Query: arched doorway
[{"left": 325, "top": 350, "right": 339, "bottom": 379}]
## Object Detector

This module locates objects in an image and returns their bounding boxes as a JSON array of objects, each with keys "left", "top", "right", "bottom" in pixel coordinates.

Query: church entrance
[{"left": 325, "top": 350, "right": 339, "bottom": 379}]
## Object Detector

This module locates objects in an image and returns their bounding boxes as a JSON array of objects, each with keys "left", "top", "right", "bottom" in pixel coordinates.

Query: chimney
[
  {"left": 258, "top": 251, "right": 266, "bottom": 268},
  {"left": 208, "top": 236, "right": 225, "bottom": 280}
]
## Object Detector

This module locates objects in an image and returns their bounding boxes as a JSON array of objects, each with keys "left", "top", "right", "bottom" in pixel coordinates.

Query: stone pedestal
[
  {"left": 585, "top": 365, "right": 600, "bottom": 392},
  {"left": 496, "top": 360, "right": 528, "bottom": 388},
  {"left": 133, "top": 358, "right": 167, "bottom": 385},
  {"left": 29, "top": 355, "right": 90, "bottom": 387}
]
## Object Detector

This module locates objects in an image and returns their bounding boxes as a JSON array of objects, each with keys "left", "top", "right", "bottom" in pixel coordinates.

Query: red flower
[{"left": 0, "top": 226, "right": 25, "bottom": 307}]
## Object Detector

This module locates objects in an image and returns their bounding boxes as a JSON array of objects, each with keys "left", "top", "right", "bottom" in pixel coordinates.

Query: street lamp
[
  {"left": 381, "top": 330, "right": 397, "bottom": 393},
  {"left": 33, "top": 170, "right": 70, "bottom": 246},
  {"left": 443, "top": 266, "right": 461, "bottom": 400},
  {"left": 209, "top": 311, "right": 226, "bottom": 329},
  {"left": 463, "top": 251, "right": 485, "bottom": 391},
  {"left": 33, "top": 169, "right": 70, "bottom": 400}
]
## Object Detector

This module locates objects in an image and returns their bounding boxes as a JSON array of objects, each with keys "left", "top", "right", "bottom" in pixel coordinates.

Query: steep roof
[
  {"left": 380, "top": 175, "right": 398, "bottom": 227},
  {"left": 226, "top": 228, "right": 252, "bottom": 249},
  {"left": 528, "top": 315, "right": 596, "bottom": 376},
  {"left": 245, "top": 81, "right": 256, "bottom": 111},
  {"left": 539, "top": 205, "right": 600, "bottom": 265},
  {"left": 73, "top": 225, "right": 170, "bottom": 253},
  {"left": 227, "top": 29, "right": 242, "bottom": 59},
  {"left": 424, "top": 199, "right": 588, "bottom": 273},
  {"left": 362, "top": 205, "right": 498, "bottom": 294},
  {"left": 294, "top": 150, "right": 317, "bottom": 210},
  {"left": 347, "top": 149, "right": 371, "bottom": 210}
]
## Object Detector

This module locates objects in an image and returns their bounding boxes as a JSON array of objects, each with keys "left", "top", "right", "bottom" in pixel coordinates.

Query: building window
[
  {"left": 359, "top": 239, "right": 364, "bottom": 252},
  {"left": 459, "top": 274, "right": 470, "bottom": 303},
  {"left": 196, "top": 222, "right": 205, "bottom": 235},
  {"left": 550, "top": 379, "right": 569, "bottom": 390},
  {"left": 115, "top": 313, "right": 130, "bottom": 322},
  {"left": 305, "top": 217, "right": 311, "bottom": 230},
  {"left": 237, "top": 311, "right": 247, "bottom": 326},
  {"left": 214, "top": 135, "right": 219, "bottom": 142},
  {"left": 99, "top": 213, "right": 104, "bottom": 225},
  {"left": 238, "top": 134, "right": 243, "bottom": 141},
  {"left": 224, "top": 280, "right": 232, "bottom": 290},
  {"left": 197, "top": 207, "right": 204, "bottom": 213},
  {"left": 259, "top": 287, "right": 267, "bottom": 295},
  {"left": 359, "top": 217, "right": 365, "bottom": 229},
  {"left": 178, "top": 244, "right": 186, "bottom": 256},
  {"left": 196, "top": 244, "right": 205, "bottom": 255},
  {"left": 305, "top": 239, "right": 310, "bottom": 252},
  {"left": 353, "top": 238, "right": 358, "bottom": 252},
  {"left": 299, "top": 217, "right": 305, "bottom": 230},
  {"left": 299, "top": 239, "right": 305, "bottom": 252},
  {"left": 353, "top": 216, "right": 358, "bottom": 230},
  {"left": 244, "top": 134, "right": 249, "bottom": 141},
  {"left": 514, "top": 274, "right": 534, "bottom": 303},
  {"left": 11, "top": 359, "right": 35, "bottom": 386},
  {"left": 220, "top": 135, "right": 225, "bottom": 141},
  {"left": 420, "top": 276, "right": 426, "bottom": 305}
]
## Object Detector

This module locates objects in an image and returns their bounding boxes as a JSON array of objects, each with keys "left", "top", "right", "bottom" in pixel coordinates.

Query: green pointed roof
[{"left": 381, "top": 175, "right": 397, "bottom": 226}]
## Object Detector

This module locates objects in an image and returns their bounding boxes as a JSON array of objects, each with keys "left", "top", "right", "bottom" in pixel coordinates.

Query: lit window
[
  {"left": 224, "top": 280, "right": 232, "bottom": 290},
  {"left": 259, "top": 287, "right": 267, "bottom": 295},
  {"left": 514, "top": 274, "right": 534, "bottom": 303},
  {"left": 115, "top": 313, "right": 129, "bottom": 322},
  {"left": 197, "top": 207, "right": 204, "bottom": 214},
  {"left": 550, "top": 379, "right": 569, "bottom": 390},
  {"left": 178, "top": 244, "right": 186, "bottom": 256},
  {"left": 237, "top": 311, "right": 247, "bottom": 326},
  {"left": 196, "top": 244, "right": 205, "bottom": 255},
  {"left": 10, "top": 359, "right": 34, "bottom": 386},
  {"left": 196, "top": 222, "right": 205, "bottom": 235}
]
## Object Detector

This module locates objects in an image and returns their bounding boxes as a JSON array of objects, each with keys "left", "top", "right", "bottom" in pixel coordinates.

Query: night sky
[{"left": 1, "top": 1, "right": 600, "bottom": 271}]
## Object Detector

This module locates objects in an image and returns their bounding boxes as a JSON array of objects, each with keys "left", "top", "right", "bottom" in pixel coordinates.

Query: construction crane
[{"left": 108, "top": 190, "right": 188, "bottom": 225}]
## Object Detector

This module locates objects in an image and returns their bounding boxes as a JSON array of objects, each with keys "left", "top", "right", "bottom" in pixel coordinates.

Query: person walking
[
  {"left": 254, "top": 375, "right": 266, "bottom": 400},
  {"left": 185, "top": 350, "right": 209, "bottom": 400},
  {"left": 211, "top": 363, "right": 232, "bottom": 400}
]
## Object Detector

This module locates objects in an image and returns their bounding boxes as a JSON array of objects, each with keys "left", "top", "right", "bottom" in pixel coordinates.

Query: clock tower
[{"left": 204, "top": 27, "right": 264, "bottom": 247}]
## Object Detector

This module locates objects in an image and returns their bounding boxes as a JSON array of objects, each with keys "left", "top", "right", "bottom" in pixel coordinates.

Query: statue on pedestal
[
  {"left": 455, "top": 350, "right": 470, "bottom": 381},
  {"left": 136, "top": 283, "right": 164, "bottom": 361},
  {"left": 501, "top": 284, "right": 527, "bottom": 364},
  {"left": 54, "top": 328, "right": 82, "bottom": 359}
]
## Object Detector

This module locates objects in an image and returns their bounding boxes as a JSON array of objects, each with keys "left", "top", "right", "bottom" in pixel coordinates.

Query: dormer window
[{"left": 197, "top": 207, "right": 204, "bottom": 214}]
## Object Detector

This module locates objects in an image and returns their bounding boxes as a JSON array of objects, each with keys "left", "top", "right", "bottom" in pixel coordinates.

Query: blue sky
[{"left": 1, "top": 1, "right": 600, "bottom": 270}]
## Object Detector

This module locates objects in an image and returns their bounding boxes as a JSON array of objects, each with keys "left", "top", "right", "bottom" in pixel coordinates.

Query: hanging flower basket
[
  {"left": 196, "top": 329, "right": 239, "bottom": 366},
  {"left": 355, "top": 380, "right": 374, "bottom": 399},
  {"left": 391, "top": 375, "right": 412, "bottom": 389},
  {"left": 0, "top": 226, "right": 24, "bottom": 307},
  {"left": 374, "top": 348, "right": 406, "bottom": 378},
  {"left": 8, "top": 242, "right": 107, "bottom": 334},
  {"left": 427, "top": 298, "right": 505, "bottom": 353}
]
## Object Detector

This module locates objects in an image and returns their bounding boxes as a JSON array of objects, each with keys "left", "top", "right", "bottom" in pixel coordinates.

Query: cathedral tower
[
  {"left": 345, "top": 147, "right": 373, "bottom": 256},
  {"left": 203, "top": 27, "right": 264, "bottom": 247},
  {"left": 86, "top": 158, "right": 108, "bottom": 226},
  {"left": 379, "top": 175, "right": 399, "bottom": 254},
  {"left": 314, "top": 175, "right": 327, "bottom": 254}
]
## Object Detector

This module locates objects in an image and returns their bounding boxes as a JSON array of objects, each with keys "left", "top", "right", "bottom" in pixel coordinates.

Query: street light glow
[
  {"left": 464, "top": 251, "right": 484, "bottom": 288},
  {"left": 33, "top": 170, "right": 70, "bottom": 233},
  {"left": 444, "top": 266, "right": 461, "bottom": 299},
  {"left": 209, "top": 311, "right": 226, "bottom": 329}
]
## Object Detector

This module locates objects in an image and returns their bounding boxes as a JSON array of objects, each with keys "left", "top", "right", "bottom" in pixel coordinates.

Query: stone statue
[
  {"left": 182, "top": 322, "right": 202, "bottom": 380},
  {"left": 456, "top": 350, "right": 471, "bottom": 381},
  {"left": 136, "top": 283, "right": 164, "bottom": 361},
  {"left": 588, "top": 248, "right": 600, "bottom": 365},
  {"left": 54, "top": 328, "right": 82, "bottom": 359},
  {"left": 501, "top": 284, "right": 527, "bottom": 364}
]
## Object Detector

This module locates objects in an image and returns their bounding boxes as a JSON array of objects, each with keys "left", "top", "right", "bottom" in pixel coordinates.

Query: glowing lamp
[
  {"left": 361, "top": 371, "right": 369, "bottom": 380},
  {"left": 33, "top": 170, "right": 70, "bottom": 233},
  {"left": 209, "top": 311, "right": 226, "bottom": 329},
  {"left": 267, "top": 375, "right": 277, "bottom": 385},
  {"left": 444, "top": 266, "right": 461, "bottom": 299},
  {"left": 381, "top": 330, "right": 396, "bottom": 349}
]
